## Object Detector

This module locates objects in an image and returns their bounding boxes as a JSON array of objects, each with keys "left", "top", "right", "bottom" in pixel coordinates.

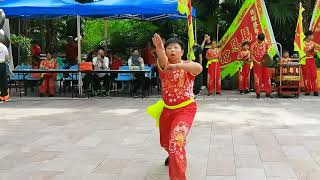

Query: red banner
[
  {"left": 310, "top": 0, "right": 320, "bottom": 46},
  {"left": 219, "top": 0, "right": 277, "bottom": 66}
]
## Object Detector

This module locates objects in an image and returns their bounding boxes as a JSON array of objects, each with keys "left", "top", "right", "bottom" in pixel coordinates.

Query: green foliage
[
  {"left": 82, "top": 19, "right": 107, "bottom": 52},
  {"left": 82, "top": 19, "right": 158, "bottom": 59},
  {"left": 106, "top": 20, "right": 158, "bottom": 54},
  {"left": 10, "top": 34, "right": 32, "bottom": 63}
]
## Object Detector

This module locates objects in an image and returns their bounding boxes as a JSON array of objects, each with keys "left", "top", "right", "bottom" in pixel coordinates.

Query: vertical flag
[
  {"left": 294, "top": 2, "right": 306, "bottom": 65},
  {"left": 218, "top": 0, "right": 278, "bottom": 79},
  {"left": 177, "top": 0, "right": 195, "bottom": 60}
]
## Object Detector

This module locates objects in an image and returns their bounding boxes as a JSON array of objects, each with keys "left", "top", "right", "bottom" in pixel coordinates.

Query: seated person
[
  {"left": 128, "top": 49, "right": 145, "bottom": 97},
  {"left": 83, "top": 49, "right": 97, "bottom": 91},
  {"left": 280, "top": 50, "right": 292, "bottom": 65},
  {"left": 110, "top": 54, "right": 123, "bottom": 70},
  {"left": 86, "top": 49, "right": 97, "bottom": 63},
  {"left": 92, "top": 48, "right": 111, "bottom": 96},
  {"left": 39, "top": 51, "right": 58, "bottom": 97}
]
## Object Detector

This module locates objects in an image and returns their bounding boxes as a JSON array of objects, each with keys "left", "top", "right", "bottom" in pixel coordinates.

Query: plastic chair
[
  {"left": 10, "top": 65, "right": 31, "bottom": 97},
  {"left": 63, "top": 64, "right": 79, "bottom": 98},
  {"left": 114, "top": 66, "right": 133, "bottom": 95},
  {"left": 115, "top": 66, "right": 133, "bottom": 81}
]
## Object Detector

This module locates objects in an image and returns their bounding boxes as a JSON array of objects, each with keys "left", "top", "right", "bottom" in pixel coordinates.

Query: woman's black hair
[
  {"left": 258, "top": 33, "right": 265, "bottom": 41},
  {"left": 169, "top": 33, "right": 179, "bottom": 38},
  {"left": 132, "top": 49, "right": 140, "bottom": 52},
  {"left": 97, "top": 46, "right": 104, "bottom": 51},
  {"left": 164, "top": 37, "right": 185, "bottom": 50},
  {"left": 242, "top": 41, "right": 250, "bottom": 46},
  {"left": 305, "top": 30, "right": 313, "bottom": 37}
]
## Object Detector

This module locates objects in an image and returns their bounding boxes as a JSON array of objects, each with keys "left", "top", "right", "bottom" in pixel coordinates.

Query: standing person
[
  {"left": 206, "top": 39, "right": 221, "bottom": 95},
  {"left": 143, "top": 41, "right": 157, "bottom": 66},
  {"left": 39, "top": 51, "right": 58, "bottom": 97},
  {"left": 31, "top": 40, "right": 42, "bottom": 69},
  {"left": 193, "top": 43, "right": 203, "bottom": 96},
  {"left": 0, "top": 42, "right": 10, "bottom": 102},
  {"left": 92, "top": 48, "right": 111, "bottom": 96},
  {"left": 303, "top": 30, "right": 319, "bottom": 96},
  {"left": 250, "top": 33, "right": 272, "bottom": 99},
  {"left": 201, "top": 34, "right": 211, "bottom": 89},
  {"left": 65, "top": 36, "right": 78, "bottom": 66},
  {"left": 128, "top": 49, "right": 145, "bottom": 98},
  {"left": 149, "top": 34, "right": 202, "bottom": 180},
  {"left": 238, "top": 41, "right": 251, "bottom": 94}
]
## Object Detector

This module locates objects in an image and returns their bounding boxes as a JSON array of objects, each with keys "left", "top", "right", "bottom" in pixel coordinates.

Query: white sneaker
[{"left": 201, "top": 86, "right": 206, "bottom": 90}]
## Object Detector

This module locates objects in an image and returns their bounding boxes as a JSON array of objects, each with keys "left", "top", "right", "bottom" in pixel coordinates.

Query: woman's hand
[{"left": 152, "top": 34, "right": 164, "bottom": 49}]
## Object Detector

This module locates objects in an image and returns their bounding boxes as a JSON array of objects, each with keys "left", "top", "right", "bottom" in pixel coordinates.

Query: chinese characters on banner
[
  {"left": 219, "top": 0, "right": 278, "bottom": 66},
  {"left": 310, "top": 0, "right": 320, "bottom": 46}
]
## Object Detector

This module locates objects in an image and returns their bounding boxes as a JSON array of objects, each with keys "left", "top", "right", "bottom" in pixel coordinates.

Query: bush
[{"left": 10, "top": 34, "right": 32, "bottom": 64}]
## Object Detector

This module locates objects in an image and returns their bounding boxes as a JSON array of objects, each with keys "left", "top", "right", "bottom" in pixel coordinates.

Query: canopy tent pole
[
  {"left": 18, "top": 18, "right": 21, "bottom": 65},
  {"left": 77, "top": 15, "right": 82, "bottom": 96}
]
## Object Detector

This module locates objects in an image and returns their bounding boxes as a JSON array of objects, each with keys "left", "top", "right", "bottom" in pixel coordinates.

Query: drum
[{"left": 261, "top": 54, "right": 274, "bottom": 68}]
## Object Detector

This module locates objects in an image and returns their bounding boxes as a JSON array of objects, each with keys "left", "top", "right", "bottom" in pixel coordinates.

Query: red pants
[
  {"left": 239, "top": 64, "right": 251, "bottom": 91},
  {"left": 253, "top": 64, "right": 271, "bottom": 95},
  {"left": 40, "top": 74, "right": 56, "bottom": 95},
  {"left": 159, "top": 102, "right": 197, "bottom": 180},
  {"left": 302, "top": 58, "right": 318, "bottom": 93},
  {"left": 207, "top": 62, "right": 221, "bottom": 94}
]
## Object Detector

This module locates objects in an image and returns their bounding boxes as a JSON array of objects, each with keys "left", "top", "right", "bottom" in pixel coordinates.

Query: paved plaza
[{"left": 1, "top": 92, "right": 320, "bottom": 180}]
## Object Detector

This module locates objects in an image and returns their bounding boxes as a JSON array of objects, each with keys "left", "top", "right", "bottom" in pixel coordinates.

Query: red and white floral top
[
  {"left": 250, "top": 41, "right": 269, "bottom": 62},
  {"left": 40, "top": 59, "right": 57, "bottom": 70},
  {"left": 206, "top": 48, "right": 221, "bottom": 60},
  {"left": 159, "top": 61, "right": 195, "bottom": 106},
  {"left": 304, "top": 41, "right": 319, "bottom": 58},
  {"left": 237, "top": 50, "right": 251, "bottom": 63}
]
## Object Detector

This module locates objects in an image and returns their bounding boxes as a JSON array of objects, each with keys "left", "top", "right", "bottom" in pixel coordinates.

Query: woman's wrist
[{"left": 176, "top": 62, "right": 184, "bottom": 69}]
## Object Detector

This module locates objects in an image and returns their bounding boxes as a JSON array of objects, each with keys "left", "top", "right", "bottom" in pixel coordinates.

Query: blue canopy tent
[
  {"left": 78, "top": 0, "right": 196, "bottom": 21},
  {"left": 0, "top": 0, "right": 80, "bottom": 18}
]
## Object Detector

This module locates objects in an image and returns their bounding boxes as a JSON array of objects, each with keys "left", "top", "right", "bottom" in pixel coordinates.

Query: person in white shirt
[
  {"left": 92, "top": 48, "right": 111, "bottom": 95},
  {"left": 128, "top": 49, "right": 145, "bottom": 98},
  {"left": 0, "top": 42, "right": 10, "bottom": 102}
]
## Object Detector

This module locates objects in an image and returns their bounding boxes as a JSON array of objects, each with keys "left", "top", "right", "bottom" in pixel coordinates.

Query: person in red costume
[
  {"left": 302, "top": 30, "right": 319, "bottom": 96},
  {"left": 238, "top": 41, "right": 251, "bottom": 94},
  {"left": 39, "top": 51, "right": 58, "bottom": 97},
  {"left": 206, "top": 39, "right": 221, "bottom": 95},
  {"left": 250, "top": 33, "right": 272, "bottom": 99},
  {"left": 31, "top": 40, "right": 41, "bottom": 69},
  {"left": 151, "top": 33, "right": 202, "bottom": 180}
]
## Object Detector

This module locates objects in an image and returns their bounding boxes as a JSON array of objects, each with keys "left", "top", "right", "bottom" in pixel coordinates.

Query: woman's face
[
  {"left": 133, "top": 50, "right": 139, "bottom": 55},
  {"left": 47, "top": 53, "right": 52, "bottom": 60},
  {"left": 165, "top": 43, "right": 184, "bottom": 64},
  {"left": 211, "top": 41, "right": 217, "bottom": 48},
  {"left": 309, "top": 34, "right": 314, "bottom": 40}
]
